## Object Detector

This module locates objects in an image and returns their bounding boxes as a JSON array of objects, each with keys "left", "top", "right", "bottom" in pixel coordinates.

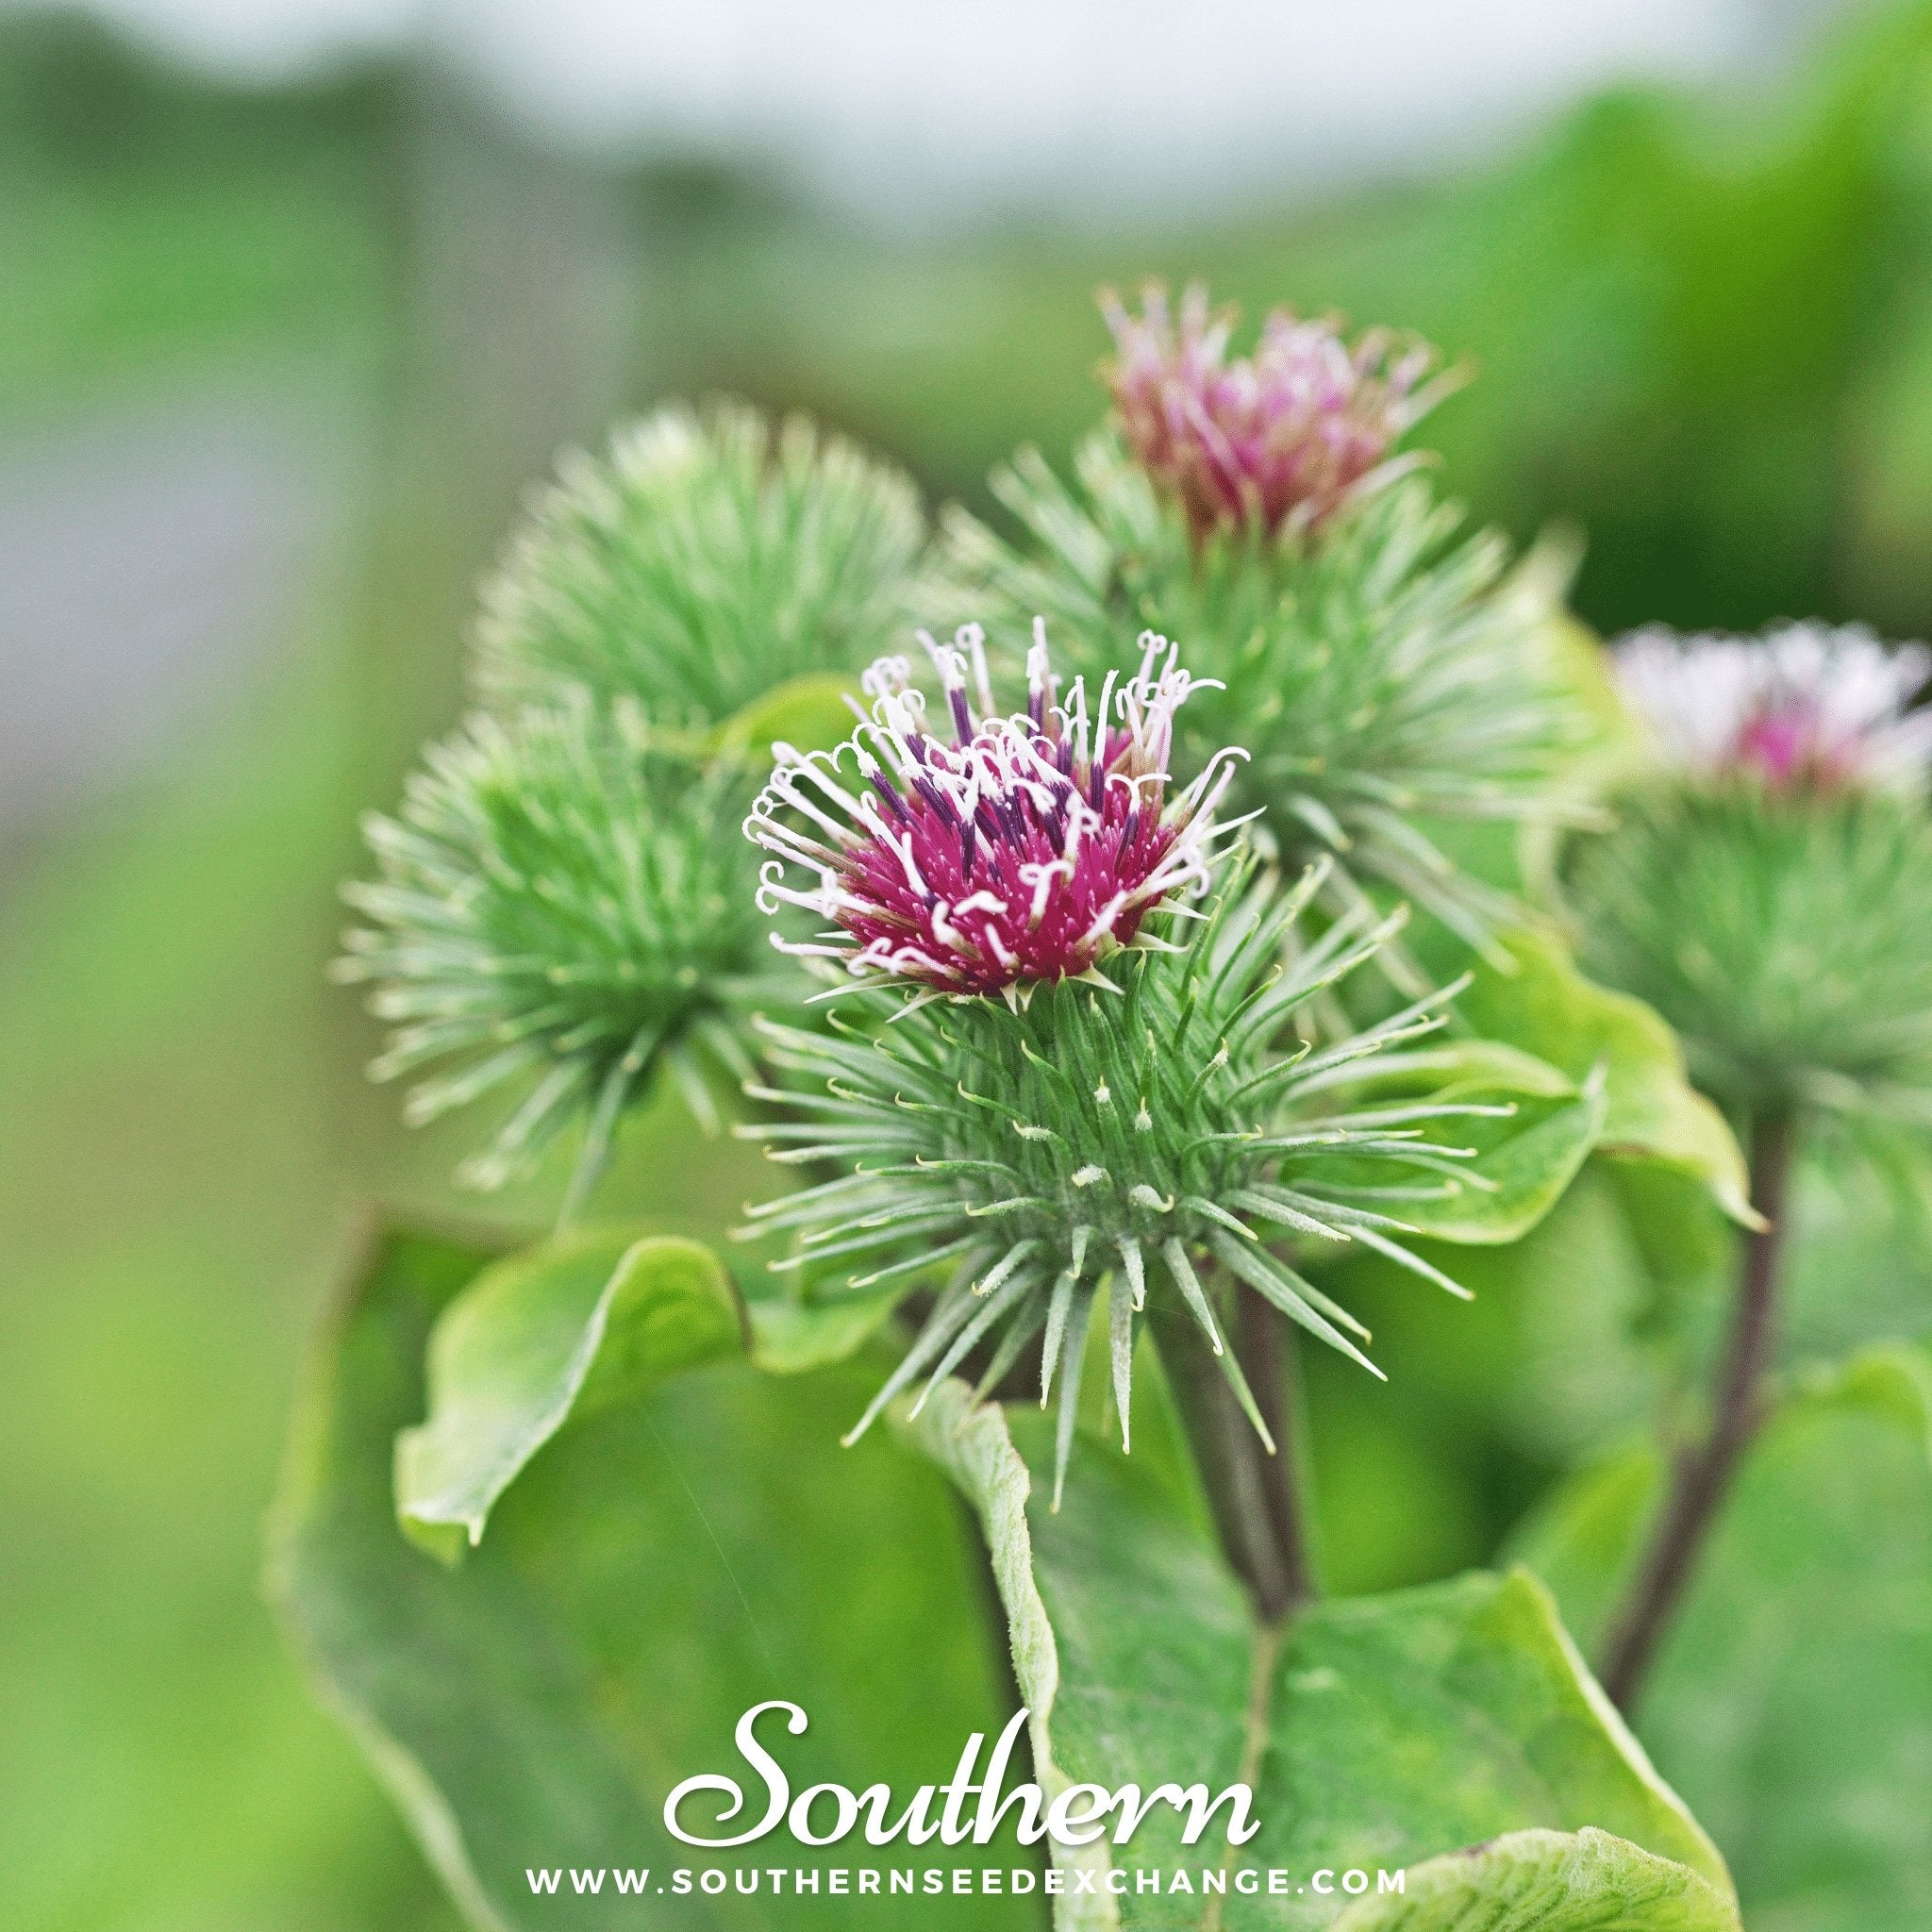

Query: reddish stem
[{"left": 1598, "top": 1109, "right": 1794, "bottom": 1714}]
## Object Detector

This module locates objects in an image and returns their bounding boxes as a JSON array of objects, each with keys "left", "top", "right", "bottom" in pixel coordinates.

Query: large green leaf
[
  {"left": 1313, "top": 1038, "right": 1606, "bottom": 1246},
  {"left": 1456, "top": 929, "right": 1752, "bottom": 1224},
  {"left": 1512, "top": 1346, "right": 1932, "bottom": 1932},
  {"left": 1324, "top": 1161, "right": 1722, "bottom": 1471},
  {"left": 394, "top": 1225, "right": 746, "bottom": 1558},
  {"left": 271, "top": 1225, "right": 1026, "bottom": 1930},
  {"left": 908, "top": 1381, "right": 1730, "bottom": 1931},
  {"left": 1328, "top": 1828, "right": 1739, "bottom": 1932}
]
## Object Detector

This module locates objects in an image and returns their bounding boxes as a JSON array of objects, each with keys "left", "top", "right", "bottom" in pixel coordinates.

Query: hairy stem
[
  {"left": 1152, "top": 1285, "right": 1314, "bottom": 1622},
  {"left": 1599, "top": 1108, "right": 1795, "bottom": 1714}
]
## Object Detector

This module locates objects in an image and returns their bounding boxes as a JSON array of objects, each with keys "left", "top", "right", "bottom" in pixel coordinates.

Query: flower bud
[
  {"left": 337, "top": 695, "right": 782, "bottom": 1213},
  {"left": 475, "top": 402, "right": 924, "bottom": 727}
]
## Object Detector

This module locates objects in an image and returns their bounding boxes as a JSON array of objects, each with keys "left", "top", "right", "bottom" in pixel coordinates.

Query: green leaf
[
  {"left": 906, "top": 1381, "right": 1731, "bottom": 1930},
  {"left": 270, "top": 1224, "right": 1025, "bottom": 1930},
  {"left": 1332, "top": 1043, "right": 1608, "bottom": 1245},
  {"left": 1328, "top": 1827, "right": 1740, "bottom": 1931},
  {"left": 1349, "top": 1040, "right": 1581, "bottom": 1100},
  {"left": 394, "top": 1225, "right": 746, "bottom": 1558},
  {"left": 1396, "top": 1071, "right": 1608, "bottom": 1246},
  {"left": 708, "top": 670, "right": 861, "bottom": 758},
  {"left": 748, "top": 1290, "right": 903, "bottom": 1374},
  {"left": 1457, "top": 928, "right": 1753, "bottom": 1224},
  {"left": 1512, "top": 1345, "right": 1932, "bottom": 1932}
]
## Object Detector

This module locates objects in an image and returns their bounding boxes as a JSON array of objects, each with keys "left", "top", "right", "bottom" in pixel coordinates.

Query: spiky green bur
[
  {"left": 743, "top": 866, "right": 1493, "bottom": 1504},
  {"left": 475, "top": 401, "right": 925, "bottom": 727},
  {"left": 1571, "top": 624, "right": 1932, "bottom": 1117},
  {"left": 336, "top": 696, "right": 783, "bottom": 1214},
  {"left": 941, "top": 437, "right": 1581, "bottom": 947},
  {"left": 1570, "top": 791, "right": 1932, "bottom": 1117}
]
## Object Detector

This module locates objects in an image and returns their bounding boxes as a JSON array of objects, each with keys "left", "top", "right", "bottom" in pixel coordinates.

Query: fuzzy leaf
[
  {"left": 1456, "top": 929, "right": 1752, "bottom": 1223},
  {"left": 906, "top": 1382, "right": 1731, "bottom": 1930},
  {"left": 1319, "top": 1164, "right": 1719, "bottom": 1500},
  {"left": 271, "top": 1224, "right": 1024, "bottom": 1930},
  {"left": 394, "top": 1224, "right": 746, "bottom": 1557},
  {"left": 1328, "top": 1827, "right": 1739, "bottom": 1931},
  {"left": 1513, "top": 1345, "right": 1932, "bottom": 1932}
]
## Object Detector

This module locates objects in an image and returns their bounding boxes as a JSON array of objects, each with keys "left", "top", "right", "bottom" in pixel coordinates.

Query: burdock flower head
[
  {"left": 1613, "top": 622, "right": 1932, "bottom": 794},
  {"left": 1568, "top": 622, "right": 1932, "bottom": 1114},
  {"left": 745, "top": 623, "right": 1245, "bottom": 1001},
  {"left": 941, "top": 283, "right": 1578, "bottom": 953},
  {"left": 1101, "top": 282, "right": 1451, "bottom": 537},
  {"left": 743, "top": 632, "right": 1496, "bottom": 1502}
]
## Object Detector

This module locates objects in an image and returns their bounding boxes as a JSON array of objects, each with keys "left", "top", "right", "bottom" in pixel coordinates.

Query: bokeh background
[{"left": 6, "top": 1, "right": 1932, "bottom": 1925}]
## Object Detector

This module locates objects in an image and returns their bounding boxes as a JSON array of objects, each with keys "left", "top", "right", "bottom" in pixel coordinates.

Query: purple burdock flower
[
  {"left": 746, "top": 624, "right": 1245, "bottom": 1000},
  {"left": 1613, "top": 622, "right": 1932, "bottom": 795},
  {"left": 1100, "top": 281, "right": 1451, "bottom": 537}
]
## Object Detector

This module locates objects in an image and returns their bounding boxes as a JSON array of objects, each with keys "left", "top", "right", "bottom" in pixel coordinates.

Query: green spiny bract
[
  {"left": 475, "top": 400, "right": 925, "bottom": 728},
  {"left": 741, "top": 862, "right": 1495, "bottom": 1504},
  {"left": 1570, "top": 788, "right": 1932, "bottom": 1118},
  {"left": 940, "top": 434, "right": 1581, "bottom": 950},
  {"left": 336, "top": 695, "right": 787, "bottom": 1215}
]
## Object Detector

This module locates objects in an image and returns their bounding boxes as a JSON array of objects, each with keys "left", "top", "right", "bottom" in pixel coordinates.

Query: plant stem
[
  {"left": 1152, "top": 1285, "right": 1314, "bottom": 1622},
  {"left": 1237, "top": 1286, "right": 1318, "bottom": 1607},
  {"left": 1598, "top": 1108, "right": 1795, "bottom": 1714}
]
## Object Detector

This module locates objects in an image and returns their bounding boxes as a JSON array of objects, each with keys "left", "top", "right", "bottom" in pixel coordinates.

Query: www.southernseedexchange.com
[{"left": 524, "top": 1863, "right": 1407, "bottom": 1902}]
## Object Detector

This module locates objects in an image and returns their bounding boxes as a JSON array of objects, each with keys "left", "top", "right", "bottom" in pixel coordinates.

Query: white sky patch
[{"left": 20, "top": 0, "right": 1852, "bottom": 224}]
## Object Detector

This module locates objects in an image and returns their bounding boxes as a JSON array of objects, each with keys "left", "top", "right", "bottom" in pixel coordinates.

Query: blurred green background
[{"left": 7, "top": 2, "right": 1932, "bottom": 1924}]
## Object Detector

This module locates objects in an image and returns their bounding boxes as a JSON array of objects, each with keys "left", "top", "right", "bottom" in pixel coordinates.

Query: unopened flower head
[
  {"left": 475, "top": 401, "right": 924, "bottom": 728},
  {"left": 336, "top": 694, "right": 777, "bottom": 1216},
  {"left": 745, "top": 624, "right": 1247, "bottom": 1000},
  {"left": 1101, "top": 282, "right": 1450, "bottom": 537},
  {"left": 1613, "top": 622, "right": 1932, "bottom": 796}
]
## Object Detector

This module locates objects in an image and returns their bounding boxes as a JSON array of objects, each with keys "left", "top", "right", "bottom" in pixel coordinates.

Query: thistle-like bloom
[
  {"left": 336, "top": 695, "right": 781, "bottom": 1215},
  {"left": 941, "top": 453, "right": 1579, "bottom": 952},
  {"left": 745, "top": 625, "right": 1244, "bottom": 999},
  {"left": 741, "top": 861, "right": 1493, "bottom": 1504},
  {"left": 1570, "top": 624, "right": 1932, "bottom": 1113},
  {"left": 1101, "top": 282, "right": 1450, "bottom": 536},
  {"left": 475, "top": 402, "right": 924, "bottom": 729},
  {"left": 1613, "top": 622, "right": 1932, "bottom": 794}
]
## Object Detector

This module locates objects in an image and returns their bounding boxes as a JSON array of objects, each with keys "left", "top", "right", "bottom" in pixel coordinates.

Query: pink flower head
[
  {"left": 1614, "top": 623, "right": 1932, "bottom": 796},
  {"left": 1100, "top": 282, "right": 1451, "bottom": 537},
  {"left": 747, "top": 624, "right": 1247, "bottom": 1001}
]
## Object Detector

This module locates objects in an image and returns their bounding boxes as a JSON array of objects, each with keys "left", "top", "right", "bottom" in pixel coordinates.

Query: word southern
[{"left": 664, "top": 1702, "right": 1260, "bottom": 1851}]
